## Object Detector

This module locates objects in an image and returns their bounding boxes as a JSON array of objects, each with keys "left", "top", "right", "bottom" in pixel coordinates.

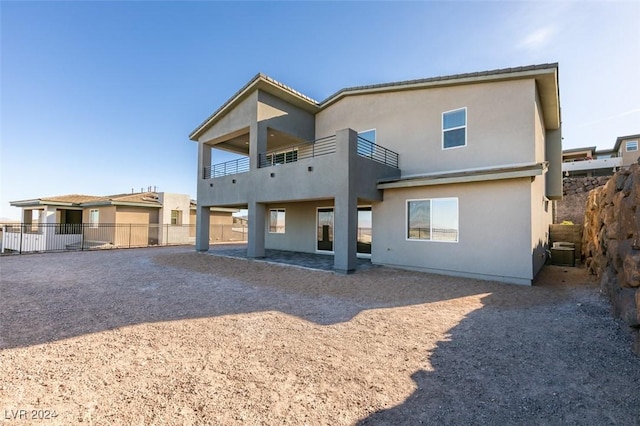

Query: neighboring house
[
  {"left": 561, "top": 133, "right": 639, "bottom": 177},
  {"left": 189, "top": 63, "right": 562, "bottom": 285},
  {"left": 5, "top": 191, "right": 240, "bottom": 252}
]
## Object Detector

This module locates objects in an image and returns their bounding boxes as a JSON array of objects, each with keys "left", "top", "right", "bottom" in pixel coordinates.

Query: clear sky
[{"left": 1, "top": 1, "right": 638, "bottom": 220}]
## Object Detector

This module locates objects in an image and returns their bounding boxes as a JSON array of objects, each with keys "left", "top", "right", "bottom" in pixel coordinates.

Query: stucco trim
[{"left": 377, "top": 162, "right": 547, "bottom": 189}]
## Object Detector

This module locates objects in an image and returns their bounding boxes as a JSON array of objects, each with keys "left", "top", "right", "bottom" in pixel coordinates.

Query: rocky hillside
[
  {"left": 582, "top": 161, "right": 640, "bottom": 355},
  {"left": 557, "top": 176, "right": 610, "bottom": 224}
]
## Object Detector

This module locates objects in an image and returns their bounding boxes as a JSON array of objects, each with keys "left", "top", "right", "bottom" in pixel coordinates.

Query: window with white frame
[
  {"left": 89, "top": 209, "right": 99, "bottom": 228},
  {"left": 442, "top": 108, "right": 467, "bottom": 149},
  {"left": 269, "top": 209, "right": 286, "bottom": 233},
  {"left": 407, "top": 198, "right": 459, "bottom": 242},
  {"left": 171, "top": 210, "right": 182, "bottom": 225},
  {"left": 626, "top": 140, "right": 638, "bottom": 152}
]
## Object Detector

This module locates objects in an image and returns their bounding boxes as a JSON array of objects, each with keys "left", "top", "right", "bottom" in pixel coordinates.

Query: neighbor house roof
[
  {"left": 10, "top": 192, "right": 163, "bottom": 208},
  {"left": 613, "top": 133, "right": 640, "bottom": 151},
  {"left": 189, "top": 63, "right": 561, "bottom": 141}
]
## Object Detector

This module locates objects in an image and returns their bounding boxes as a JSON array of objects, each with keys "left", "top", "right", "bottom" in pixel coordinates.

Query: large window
[
  {"left": 626, "top": 140, "right": 638, "bottom": 152},
  {"left": 89, "top": 209, "right": 99, "bottom": 228},
  {"left": 269, "top": 209, "right": 286, "bottom": 233},
  {"left": 407, "top": 198, "right": 459, "bottom": 242},
  {"left": 171, "top": 210, "right": 182, "bottom": 225},
  {"left": 442, "top": 108, "right": 467, "bottom": 149}
]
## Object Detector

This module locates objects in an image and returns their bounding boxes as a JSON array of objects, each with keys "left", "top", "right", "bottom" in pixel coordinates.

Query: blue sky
[{"left": 1, "top": 1, "right": 638, "bottom": 220}]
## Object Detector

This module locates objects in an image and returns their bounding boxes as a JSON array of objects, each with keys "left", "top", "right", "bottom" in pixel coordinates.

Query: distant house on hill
[
  {"left": 562, "top": 133, "right": 639, "bottom": 177},
  {"left": 4, "top": 191, "right": 240, "bottom": 252}
]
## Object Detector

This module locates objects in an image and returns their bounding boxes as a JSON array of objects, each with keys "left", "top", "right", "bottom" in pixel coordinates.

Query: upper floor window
[
  {"left": 269, "top": 209, "right": 286, "bottom": 233},
  {"left": 626, "top": 140, "right": 638, "bottom": 152},
  {"left": 442, "top": 108, "right": 467, "bottom": 149},
  {"left": 171, "top": 210, "right": 182, "bottom": 225},
  {"left": 407, "top": 198, "right": 459, "bottom": 242},
  {"left": 89, "top": 209, "right": 99, "bottom": 228}
]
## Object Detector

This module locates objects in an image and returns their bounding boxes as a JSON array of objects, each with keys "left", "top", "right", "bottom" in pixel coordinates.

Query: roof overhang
[
  {"left": 9, "top": 199, "right": 78, "bottom": 208},
  {"left": 378, "top": 162, "right": 548, "bottom": 189},
  {"left": 80, "top": 201, "right": 161, "bottom": 208},
  {"left": 189, "top": 74, "right": 320, "bottom": 141}
]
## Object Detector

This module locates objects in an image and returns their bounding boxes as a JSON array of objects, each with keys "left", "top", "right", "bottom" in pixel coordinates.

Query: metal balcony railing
[
  {"left": 258, "top": 135, "right": 337, "bottom": 168},
  {"left": 203, "top": 133, "right": 400, "bottom": 179},
  {"left": 357, "top": 136, "right": 399, "bottom": 168},
  {"left": 204, "top": 156, "right": 250, "bottom": 179}
]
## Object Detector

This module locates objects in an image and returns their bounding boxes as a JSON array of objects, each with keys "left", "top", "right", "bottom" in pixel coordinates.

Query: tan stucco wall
[
  {"left": 620, "top": 137, "right": 640, "bottom": 167},
  {"left": 371, "top": 178, "right": 537, "bottom": 285},
  {"left": 315, "top": 79, "right": 538, "bottom": 176},
  {"left": 82, "top": 206, "right": 116, "bottom": 224},
  {"left": 115, "top": 207, "right": 155, "bottom": 225},
  {"left": 158, "top": 193, "right": 191, "bottom": 226},
  {"left": 209, "top": 211, "right": 234, "bottom": 225}
]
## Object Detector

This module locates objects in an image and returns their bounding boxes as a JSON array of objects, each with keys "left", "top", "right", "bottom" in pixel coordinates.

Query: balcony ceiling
[{"left": 207, "top": 128, "right": 305, "bottom": 156}]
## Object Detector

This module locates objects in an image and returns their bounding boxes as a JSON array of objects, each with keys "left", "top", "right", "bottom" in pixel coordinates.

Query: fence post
[
  {"left": 129, "top": 224, "right": 132, "bottom": 248},
  {"left": 19, "top": 224, "right": 23, "bottom": 254},
  {"left": 81, "top": 224, "right": 85, "bottom": 251},
  {"left": 1, "top": 225, "right": 5, "bottom": 254}
]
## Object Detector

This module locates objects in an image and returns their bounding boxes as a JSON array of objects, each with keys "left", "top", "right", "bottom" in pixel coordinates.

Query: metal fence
[{"left": 1, "top": 223, "right": 248, "bottom": 254}]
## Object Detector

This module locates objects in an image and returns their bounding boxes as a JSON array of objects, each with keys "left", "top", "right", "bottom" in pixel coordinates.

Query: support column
[
  {"left": 333, "top": 128, "right": 359, "bottom": 273},
  {"left": 247, "top": 200, "right": 265, "bottom": 258},
  {"left": 248, "top": 120, "right": 268, "bottom": 171},
  {"left": 195, "top": 205, "right": 210, "bottom": 252},
  {"left": 197, "top": 142, "right": 212, "bottom": 180}
]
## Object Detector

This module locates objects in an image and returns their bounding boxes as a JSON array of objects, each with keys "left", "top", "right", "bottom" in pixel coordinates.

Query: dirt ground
[{"left": 1, "top": 246, "right": 639, "bottom": 425}]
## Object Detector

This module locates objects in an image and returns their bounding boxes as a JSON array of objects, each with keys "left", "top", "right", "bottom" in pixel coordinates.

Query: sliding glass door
[
  {"left": 317, "top": 208, "right": 334, "bottom": 252},
  {"left": 316, "top": 206, "right": 372, "bottom": 254}
]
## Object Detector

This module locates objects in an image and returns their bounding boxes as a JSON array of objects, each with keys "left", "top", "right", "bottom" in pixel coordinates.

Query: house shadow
[
  {"left": 357, "top": 278, "right": 640, "bottom": 425},
  {"left": 2, "top": 247, "right": 544, "bottom": 349}
]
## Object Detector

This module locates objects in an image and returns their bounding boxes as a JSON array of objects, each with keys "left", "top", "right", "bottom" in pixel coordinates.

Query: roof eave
[
  {"left": 10, "top": 199, "right": 77, "bottom": 208},
  {"left": 189, "top": 74, "right": 319, "bottom": 141},
  {"left": 378, "top": 162, "right": 547, "bottom": 189}
]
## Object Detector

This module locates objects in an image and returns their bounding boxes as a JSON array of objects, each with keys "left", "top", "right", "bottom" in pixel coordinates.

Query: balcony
[
  {"left": 562, "top": 157, "right": 622, "bottom": 173},
  {"left": 203, "top": 134, "right": 399, "bottom": 179}
]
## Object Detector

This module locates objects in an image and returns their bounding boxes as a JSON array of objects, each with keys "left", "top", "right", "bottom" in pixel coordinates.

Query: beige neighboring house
[
  {"left": 190, "top": 63, "right": 562, "bottom": 285},
  {"left": 5, "top": 191, "right": 240, "bottom": 252},
  {"left": 562, "top": 133, "right": 640, "bottom": 177}
]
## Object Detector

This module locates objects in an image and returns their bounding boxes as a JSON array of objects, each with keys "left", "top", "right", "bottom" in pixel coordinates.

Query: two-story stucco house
[{"left": 190, "top": 63, "right": 562, "bottom": 285}]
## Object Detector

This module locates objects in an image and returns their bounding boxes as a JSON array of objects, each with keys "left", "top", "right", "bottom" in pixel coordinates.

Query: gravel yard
[{"left": 1, "top": 246, "right": 639, "bottom": 425}]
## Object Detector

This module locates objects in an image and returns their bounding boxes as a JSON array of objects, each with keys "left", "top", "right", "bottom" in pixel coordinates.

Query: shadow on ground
[
  {"left": 358, "top": 288, "right": 640, "bottom": 424},
  {"left": 2, "top": 247, "right": 639, "bottom": 423},
  {"left": 2, "top": 246, "right": 566, "bottom": 349}
]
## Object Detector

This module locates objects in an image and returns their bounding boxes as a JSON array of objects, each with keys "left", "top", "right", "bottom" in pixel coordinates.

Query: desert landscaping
[{"left": 1, "top": 246, "right": 639, "bottom": 425}]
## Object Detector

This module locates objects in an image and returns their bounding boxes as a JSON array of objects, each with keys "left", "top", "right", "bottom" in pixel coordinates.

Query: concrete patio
[{"left": 207, "top": 243, "right": 374, "bottom": 271}]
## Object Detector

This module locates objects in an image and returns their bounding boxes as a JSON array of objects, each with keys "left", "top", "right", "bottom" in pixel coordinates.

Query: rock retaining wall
[
  {"left": 556, "top": 176, "right": 611, "bottom": 224},
  {"left": 582, "top": 163, "right": 640, "bottom": 355}
]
